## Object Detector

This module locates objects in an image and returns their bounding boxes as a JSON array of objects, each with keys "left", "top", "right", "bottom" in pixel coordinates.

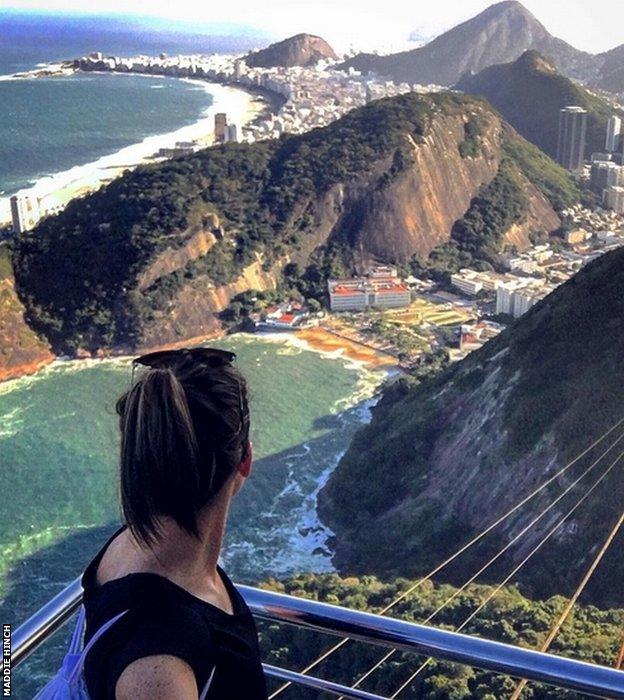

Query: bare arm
[{"left": 116, "top": 654, "right": 200, "bottom": 700}]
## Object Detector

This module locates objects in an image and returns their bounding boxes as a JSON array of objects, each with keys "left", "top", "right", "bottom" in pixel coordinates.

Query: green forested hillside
[
  {"left": 457, "top": 51, "right": 624, "bottom": 158},
  {"left": 12, "top": 91, "right": 577, "bottom": 353},
  {"left": 320, "top": 246, "right": 624, "bottom": 607},
  {"left": 10, "top": 93, "right": 435, "bottom": 352},
  {"left": 258, "top": 573, "right": 624, "bottom": 699}
]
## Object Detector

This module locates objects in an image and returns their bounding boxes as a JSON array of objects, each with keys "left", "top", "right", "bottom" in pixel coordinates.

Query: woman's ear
[{"left": 239, "top": 442, "right": 253, "bottom": 478}]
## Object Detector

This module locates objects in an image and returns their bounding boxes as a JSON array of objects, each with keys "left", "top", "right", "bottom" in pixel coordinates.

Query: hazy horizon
[{"left": 3, "top": 0, "right": 623, "bottom": 55}]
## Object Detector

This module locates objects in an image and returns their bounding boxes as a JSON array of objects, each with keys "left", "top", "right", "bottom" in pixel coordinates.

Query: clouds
[{"left": 4, "top": 0, "right": 624, "bottom": 53}]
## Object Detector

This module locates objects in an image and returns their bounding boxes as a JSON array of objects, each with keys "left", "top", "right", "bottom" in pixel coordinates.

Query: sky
[{"left": 2, "top": 0, "right": 624, "bottom": 54}]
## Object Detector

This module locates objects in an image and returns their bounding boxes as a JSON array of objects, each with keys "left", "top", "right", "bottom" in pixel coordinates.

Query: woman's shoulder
[{"left": 83, "top": 578, "right": 216, "bottom": 700}]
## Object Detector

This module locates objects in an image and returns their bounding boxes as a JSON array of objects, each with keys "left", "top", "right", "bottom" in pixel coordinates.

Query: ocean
[
  {"left": 0, "top": 73, "right": 215, "bottom": 197},
  {"left": 0, "top": 15, "right": 380, "bottom": 696},
  {"left": 0, "top": 11, "right": 268, "bottom": 198},
  {"left": 1, "top": 337, "right": 381, "bottom": 697}
]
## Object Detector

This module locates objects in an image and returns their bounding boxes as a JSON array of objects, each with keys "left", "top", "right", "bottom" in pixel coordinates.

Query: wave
[{"left": 0, "top": 75, "right": 259, "bottom": 222}]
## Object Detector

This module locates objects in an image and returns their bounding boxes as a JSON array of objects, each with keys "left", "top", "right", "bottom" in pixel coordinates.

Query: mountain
[
  {"left": 319, "top": 245, "right": 624, "bottom": 607},
  {"left": 340, "top": 1, "right": 594, "bottom": 87},
  {"left": 456, "top": 51, "right": 624, "bottom": 159},
  {"left": 10, "top": 92, "right": 576, "bottom": 358},
  {"left": 245, "top": 33, "right": 337, "bottom": 68},
  {"left": 597, "top": 44, "right": 624, "bottom": 93}
]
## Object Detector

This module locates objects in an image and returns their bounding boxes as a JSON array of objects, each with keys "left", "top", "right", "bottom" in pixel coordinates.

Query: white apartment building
[
  {"left": 604, "top": 186, "right": 624, "bottom": 214},
  {"left": 10, "top": 193, "right": 41, "bottom": 233},
  {"left": 496, "top": 280, "right": 553, "bottom": 318},
  {"left": 451, "top": 269, "right": 504, "bottom": 295},
  {"left": 450, "top": 270, "right": 483, "bottom": 295},
  {"left": 223, "top": 124, "right": 240, "bottom": 143},
  {"left": 328, "top": 270, "right": 410, "bottom": 311},
  {"left": 513, "top": 288, "right": 545, "bottom": 317},
  {"left": 606, "top": 116, "right": 622, "bottom": 153}
]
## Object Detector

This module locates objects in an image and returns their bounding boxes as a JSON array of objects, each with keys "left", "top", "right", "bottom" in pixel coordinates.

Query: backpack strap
[
  {"left": 199, "top": 666, "right": 216, "bottom": 700},
  {"left": 68, "top": 607, "right": 129, "bottom": 683},
  {"left": 69, "top": 605, "right": 216, "bottom": 696},
  {"left": 67, "top": 605, "right": 87, "bottom": 656}
]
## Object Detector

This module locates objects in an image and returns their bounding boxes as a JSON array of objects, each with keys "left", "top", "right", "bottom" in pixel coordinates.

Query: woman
[{"left": 80, "top": 347, "right": 268, "bottom": 699}]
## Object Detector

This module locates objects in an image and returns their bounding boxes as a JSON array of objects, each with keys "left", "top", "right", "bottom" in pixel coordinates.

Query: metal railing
[{"left": 13, "top": 577, "right": 624, "bottom": 699}]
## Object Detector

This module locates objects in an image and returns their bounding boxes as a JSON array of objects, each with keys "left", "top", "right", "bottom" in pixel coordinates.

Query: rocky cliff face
[
  {"left": 11, "top": 92, "right": 572, "bottom": 360},
  {"left": 319, "top": 246, "right": 624, "bottom": 606},
  {"left": 245, "top": 33, "right": 338, "bottom": 68},
  {"left": 0, "top": 245, "right": 53, "bottom": 381},
  {"left": 138, "top": 256, "right": 281, "bottom": 349}
]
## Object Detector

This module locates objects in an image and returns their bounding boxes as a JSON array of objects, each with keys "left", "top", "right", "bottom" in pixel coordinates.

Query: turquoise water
[
  {"left": 0, "top": 335, "right": 380, "bottom": 697},
  {"left": 0, "top": 11, "right": 269, "bottom": 197},
  {"left": 0, "top": 73, "right": 214, "bottom": 196}
]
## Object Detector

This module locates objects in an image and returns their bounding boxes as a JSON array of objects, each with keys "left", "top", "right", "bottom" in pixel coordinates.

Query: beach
[
  {"left": 0, "top": 75, "right": 270, "bottom": 227},
  {"left": 287, "top": 326, "right": 399, "bottom": 370}
]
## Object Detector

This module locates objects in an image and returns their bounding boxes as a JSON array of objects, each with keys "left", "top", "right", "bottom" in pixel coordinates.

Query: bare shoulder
[
  {"left": 115, "top": 654, "right": 199, "bottom": 700},
  {"left": 96, "top": 530, "right": 138, "bottom": 585}
]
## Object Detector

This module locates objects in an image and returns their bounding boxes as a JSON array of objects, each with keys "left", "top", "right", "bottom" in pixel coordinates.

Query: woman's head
[{"left": 115, "top": 348, "right": 251, "bottom": 547}]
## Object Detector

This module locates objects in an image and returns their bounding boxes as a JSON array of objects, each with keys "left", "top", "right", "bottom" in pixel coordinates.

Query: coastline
[
  {"left": 0, "top": 73, "right": 273, "bottom": 227},
  {"left": 0, "top": 325, "right": 398, "bottom": 390}
]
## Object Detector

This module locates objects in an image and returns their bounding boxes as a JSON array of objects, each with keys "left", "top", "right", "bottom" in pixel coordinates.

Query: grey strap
[
  {"left": 68, "top": 608, "right": 129, "bottom": 682},
  {"left": 199, "top": 666, "right": 216, "bottom": 700}
]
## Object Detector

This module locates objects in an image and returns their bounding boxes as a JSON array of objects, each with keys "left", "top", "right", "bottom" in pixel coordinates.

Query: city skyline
[{"left": 3, "top": 0, "right": 624, "bottom": 54}]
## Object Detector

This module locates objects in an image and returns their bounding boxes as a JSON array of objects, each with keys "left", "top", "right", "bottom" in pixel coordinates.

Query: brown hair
[{"left": 115, "top": 358, "right": 250, "bottom": 547}]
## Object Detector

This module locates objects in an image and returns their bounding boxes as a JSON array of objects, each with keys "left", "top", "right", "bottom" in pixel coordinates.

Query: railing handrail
[{"left": 12, "top": 577, "right": 624, "bottom": 699}]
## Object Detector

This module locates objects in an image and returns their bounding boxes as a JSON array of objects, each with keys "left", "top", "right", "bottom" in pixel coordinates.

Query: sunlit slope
[{"left": 12, "top": 92, "right": 576, "bottom": 355}]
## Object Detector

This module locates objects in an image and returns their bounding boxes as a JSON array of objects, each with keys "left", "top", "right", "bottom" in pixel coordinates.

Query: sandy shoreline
[
  {"left": 287, "top": 326, "right": 399, "bottom": 371},
  {"left": 0, "top": 74, "right": 271, "bottom": 227}
]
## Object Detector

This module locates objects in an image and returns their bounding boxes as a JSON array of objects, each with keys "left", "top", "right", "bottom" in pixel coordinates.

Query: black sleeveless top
[{"left": 80, "top": 525, "right": 268, "bottom": 699}]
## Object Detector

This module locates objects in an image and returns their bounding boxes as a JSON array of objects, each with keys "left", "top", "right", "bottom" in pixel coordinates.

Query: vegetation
[
  {"left": 457, "top": 51, "right": 624, "bottom": 160},
  {"left": 458, "top": 118, "right": 482, "bottom": 158},
  {"left": 411, "top": 128, "right": 578, "bottom": 282},
  {"left": 319, "top": 246, "right": 624, "bottom": 605},
  {"left": 0, "top": 243, "right": 51, "bottom": 370},
  {"left": 11, "top": 90, "right": 578, "bottom": 353},
  {"left": 411, "top": 159, "right": 527, "bottom": 280},
  {"left": 11, "top": 92, "right": 438, "bottom": 352},
  {"left": 360, "top": 316, "right": 430, "bottom": 361},
  {"left": 258, "top": 573, "right": 624, "bottom": 699},
  {"left": 502, "top": 132, "right": 581, "bottom": 212}
]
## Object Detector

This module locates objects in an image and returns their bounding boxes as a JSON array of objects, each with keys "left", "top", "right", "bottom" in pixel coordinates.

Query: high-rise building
[
  {"left": 233, "top": 60, "right": 247, "bottom": 80},
  {"left": 223, "top": 124, "right": 240, "bottom": 143},
  {"left": 604, "top": 185, "right": 624, "bottom": 214},
  {"left": 10, "top": 193, "right": 41, "bottom": 233},
  {"left": 606, "top": 115, "right": 622, "bottom": 152},
  {"left": 556, "top": 106, "right": 588, "bottom": 172},
  {"left": 589, "top": 160, "right": 624, "bottom": 195},
  {"left": 214, "top": 113, "right": 228, "bottom": 142}
]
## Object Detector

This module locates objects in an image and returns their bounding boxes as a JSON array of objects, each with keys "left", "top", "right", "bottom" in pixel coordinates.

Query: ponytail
[{"left": 117, "top": 368, "right": 202, "bottom": 547}]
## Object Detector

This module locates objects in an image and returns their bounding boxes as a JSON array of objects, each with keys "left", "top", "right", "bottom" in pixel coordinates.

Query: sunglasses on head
[{"left": 133, "top": 346, "right": 237, "bottom": 371}]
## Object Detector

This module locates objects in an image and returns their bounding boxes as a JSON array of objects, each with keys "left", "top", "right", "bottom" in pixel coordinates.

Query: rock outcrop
[
  {"left": 245, "top": 33, "right": 337, "bottom": 68},
  {"left": 0, "top": 245, "right": 54, "bottom": 381}
]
